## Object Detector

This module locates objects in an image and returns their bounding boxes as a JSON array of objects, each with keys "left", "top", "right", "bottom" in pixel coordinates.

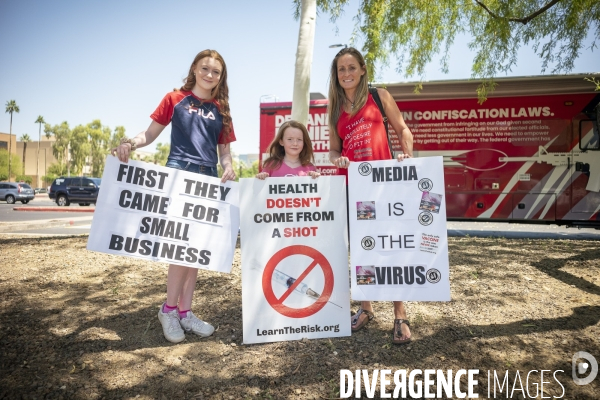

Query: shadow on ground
[{"left": 0, "top": 236, "right": 599, "bottom": 399}]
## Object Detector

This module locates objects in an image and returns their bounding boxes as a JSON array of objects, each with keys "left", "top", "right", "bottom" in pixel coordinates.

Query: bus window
[{"left": 580, "top": 119, "right": 599, "bottom": 150}]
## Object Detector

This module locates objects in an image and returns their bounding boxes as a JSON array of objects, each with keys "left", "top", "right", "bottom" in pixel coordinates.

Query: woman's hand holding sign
[{"left": 332, "top": 156, "right": 350, "bottom": 169}]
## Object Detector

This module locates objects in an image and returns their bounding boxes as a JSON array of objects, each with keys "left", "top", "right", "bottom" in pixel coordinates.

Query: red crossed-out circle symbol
[{"left": 262, "top": 245, "right": 334, "bottom": 318}]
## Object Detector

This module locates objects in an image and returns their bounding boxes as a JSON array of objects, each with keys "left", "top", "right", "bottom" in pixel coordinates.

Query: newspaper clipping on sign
[
  {"left": 87, "top": 156, "right": 240, "bottom": 273},
  {"left": 240, "top": 176, "right": 351, "bottom": 344},
  {"left": 348, "top": 157, "right": 451, "bottom": 301}
]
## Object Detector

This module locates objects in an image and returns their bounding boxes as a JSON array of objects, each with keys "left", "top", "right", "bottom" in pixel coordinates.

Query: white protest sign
[
  {"left": 87, "top": 156, "right": 240, "bottom": 273},
  {"left": 349, "top": 157, "right": 450, "bottom": 301},
  {"left": 240, "top": 176, "right": 351, "bottom": 344}
]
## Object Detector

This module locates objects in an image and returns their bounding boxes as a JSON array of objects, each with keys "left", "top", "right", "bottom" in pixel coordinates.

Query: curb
[{"left": 13, "top": 207, "right": 95, "bottom": 212}]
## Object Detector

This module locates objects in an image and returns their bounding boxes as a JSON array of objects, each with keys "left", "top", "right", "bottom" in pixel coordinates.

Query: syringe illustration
[{"left": 273, "top": 269, "right": 342, "bottom": 308}]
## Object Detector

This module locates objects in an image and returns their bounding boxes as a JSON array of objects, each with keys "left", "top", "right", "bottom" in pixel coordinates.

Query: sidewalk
[
  {"left": 0, "top": 215, "right": 94, "bottom": 233},
  {"left": 1, "top": 215, "right": 599, "bottom": 239},
  {"left": 447, "top": 220, "right": 600, "bottom": 240}
]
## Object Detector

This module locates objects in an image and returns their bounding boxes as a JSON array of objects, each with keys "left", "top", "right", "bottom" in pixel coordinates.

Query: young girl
[
  {"left": 256, "top": 120, "right": 320, "bottom": 179},
  {"left": 112, "top": 49, "right": 236, "bottom": 343}
]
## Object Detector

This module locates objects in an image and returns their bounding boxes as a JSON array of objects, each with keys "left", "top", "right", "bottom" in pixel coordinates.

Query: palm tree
[
  {"left": 35, "top": 115, "right": 45, "bottom": 187},
  {"left": 291, "top": 0, "right": 316, "bottom": 125},
  {"left": 5, "top": 100, "right": 20, "bottom": 182},
  {"left": 20, "top": 134, "right": 31, "bottom": 175}
]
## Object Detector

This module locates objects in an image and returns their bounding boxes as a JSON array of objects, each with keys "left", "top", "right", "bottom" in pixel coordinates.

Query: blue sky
[{"left": 1, "top": 0, "right": 598, "bottom": 155}]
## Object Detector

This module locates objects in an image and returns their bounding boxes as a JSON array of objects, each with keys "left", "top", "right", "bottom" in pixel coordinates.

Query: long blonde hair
[
  {"left": 262, "top": 120, "right": 315, "bottom": 171},
  {"left": 181, "top": 49, "right": 232, "bottom": 140},
  {"left": 327, "top": 47, "right": 369, "bottom": 140}
]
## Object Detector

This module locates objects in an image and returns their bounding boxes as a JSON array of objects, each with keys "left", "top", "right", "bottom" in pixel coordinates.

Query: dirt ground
[{"left": 0, "top": 234, "right": 599, "bottom": 400}]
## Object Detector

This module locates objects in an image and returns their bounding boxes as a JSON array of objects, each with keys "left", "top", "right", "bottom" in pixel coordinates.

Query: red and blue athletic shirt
[{"left": 150, "top": 90, "right": 236, "bottom": 167}]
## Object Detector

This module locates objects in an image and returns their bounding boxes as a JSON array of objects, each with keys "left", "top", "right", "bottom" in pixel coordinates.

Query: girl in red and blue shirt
[{"left": 112, "top": 49, "right": 236, "bottom": 343}]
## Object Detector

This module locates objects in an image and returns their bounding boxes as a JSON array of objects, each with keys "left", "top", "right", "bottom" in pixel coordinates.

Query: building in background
[
  {"left": 14, "top": 137, "right": 162, "bottom": 187},
  {"left": 0, "top": 132, "right": 16, "bottom": 152},
  {"left": 238, "top": 153, "right": 259, "bottom": 167},
  {"left": 15, "top": 135, "right": 57, "bottom": 188},
  {"left": 130, "top": 149, "right": 156, "bottom": 163},
  {"left": 9, "top": 135, "right": 254, "bottom": 186}
]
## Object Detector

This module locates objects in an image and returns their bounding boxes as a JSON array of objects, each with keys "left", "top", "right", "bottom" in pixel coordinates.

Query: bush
[
  {"left": 0, "top": 150, "right": 23, "bottom": 181},
  {"left": 15, "top": 175, "right": 33, "bottom": 184},
  {"left": 42, "top": 175, "right": 57, "bottom": 187}
]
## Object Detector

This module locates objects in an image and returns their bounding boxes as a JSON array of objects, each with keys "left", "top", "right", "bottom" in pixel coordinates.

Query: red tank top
[{"left": 337, "top": 94, "right": 392, "bottom": 166}]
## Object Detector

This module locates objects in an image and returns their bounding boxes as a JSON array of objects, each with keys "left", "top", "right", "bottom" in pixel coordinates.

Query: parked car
[
  {"left": 48, "top": 177, "right": 101, "bottom": 206},
  {"left": 0, "top": 182, "right": 35, "bottom": 204},
  {"left": 34, "top": 187, "right": 48, "bottom": 194}
]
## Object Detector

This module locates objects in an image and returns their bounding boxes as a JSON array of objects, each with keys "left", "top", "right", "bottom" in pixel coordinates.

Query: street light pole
[
  {"left": 88, "top": 132, "right": 92, "bottom": 177},
  {"left": 37, "top": 132, "right": 40, "bottom": 187},
  {"left": 259, "top": 94, "right": 279, "bottom": 103},
  {"left": 44, "top": 148, "right": 47, "bottom": 188},
  {"left": 67, "top": 143, "right": 70, "bottom": 177}
]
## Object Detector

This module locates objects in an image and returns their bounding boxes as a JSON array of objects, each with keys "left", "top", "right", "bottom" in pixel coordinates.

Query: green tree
[
  {"left": 47, "top": 120, "right": 113, "bottom": 178},
  {"left": 5, "top": 100, "right": 19, "bottom": 181},
  {"left": 87, "top": 120, "right": 111, "bottom": 177},
  {"left": 45, "top": 122, "right": 71, "bottom": 173},
  {"left": 70, "top": 124, "right": 89, "bottom": 175},
  {"left": 15, "top": 174, "right": 32, "bottom": 184},
  {"left": 42, "top": 121, "right": 125, "bottom": 178},
  {"left": 47, "top": 163, "right": 67, "bottom": 175},
  {"left": 44, "top": 123, "right": 52, "bottom": 140},
  {"left": 219, "top": 159, "right": 260, "bottom": 182},
  {"left": 109, "top": 126, "right": 127, "bottom": 150},
  {"left": 152, "top": 142, "right": 170, "bottom": 166},
  {"left": 35, "top": 115, "right": 45, "bottom": 187},
  {"left": 0, "top": 149, "right": 22, "bottom": 181},
  {"left": 41, "top": 175, "right": 54, "bottom": 187},
  {"left": 43, "top": 162, "right": 68, "bottom": 186},
  {"left": 238, "top": 160, "right": 260, "bottom": 180},
  {"left": 309, "top": 0, "right": 600, "bottom": 100},
  {"left": 20, "top": 134, "right": 31, "bottom": 175}
]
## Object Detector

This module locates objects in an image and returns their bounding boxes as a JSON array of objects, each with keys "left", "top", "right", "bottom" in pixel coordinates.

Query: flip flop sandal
[
  {"left": 392, "top": 319, "right": 412, "bottom": 345},
  {"left": 351, "top": 308, "right": 375, "bottom": 332}
]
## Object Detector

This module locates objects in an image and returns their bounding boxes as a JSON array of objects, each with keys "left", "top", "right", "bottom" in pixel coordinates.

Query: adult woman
[
  {"left": 112, "top": 49, "right": 236, "bottom": 343},
  {"left": 327, "top": 47, "right": 414, "bottom": 344}
]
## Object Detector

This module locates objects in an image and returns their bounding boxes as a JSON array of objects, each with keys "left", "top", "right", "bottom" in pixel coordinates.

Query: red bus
[{"left": 259, "top": 74, "right": 600, "bottom": 227}]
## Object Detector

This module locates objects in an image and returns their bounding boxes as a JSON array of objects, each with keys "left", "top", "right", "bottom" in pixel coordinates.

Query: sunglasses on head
[{"left": 336, "top": 48, "right": 351, "bottom": 57}]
